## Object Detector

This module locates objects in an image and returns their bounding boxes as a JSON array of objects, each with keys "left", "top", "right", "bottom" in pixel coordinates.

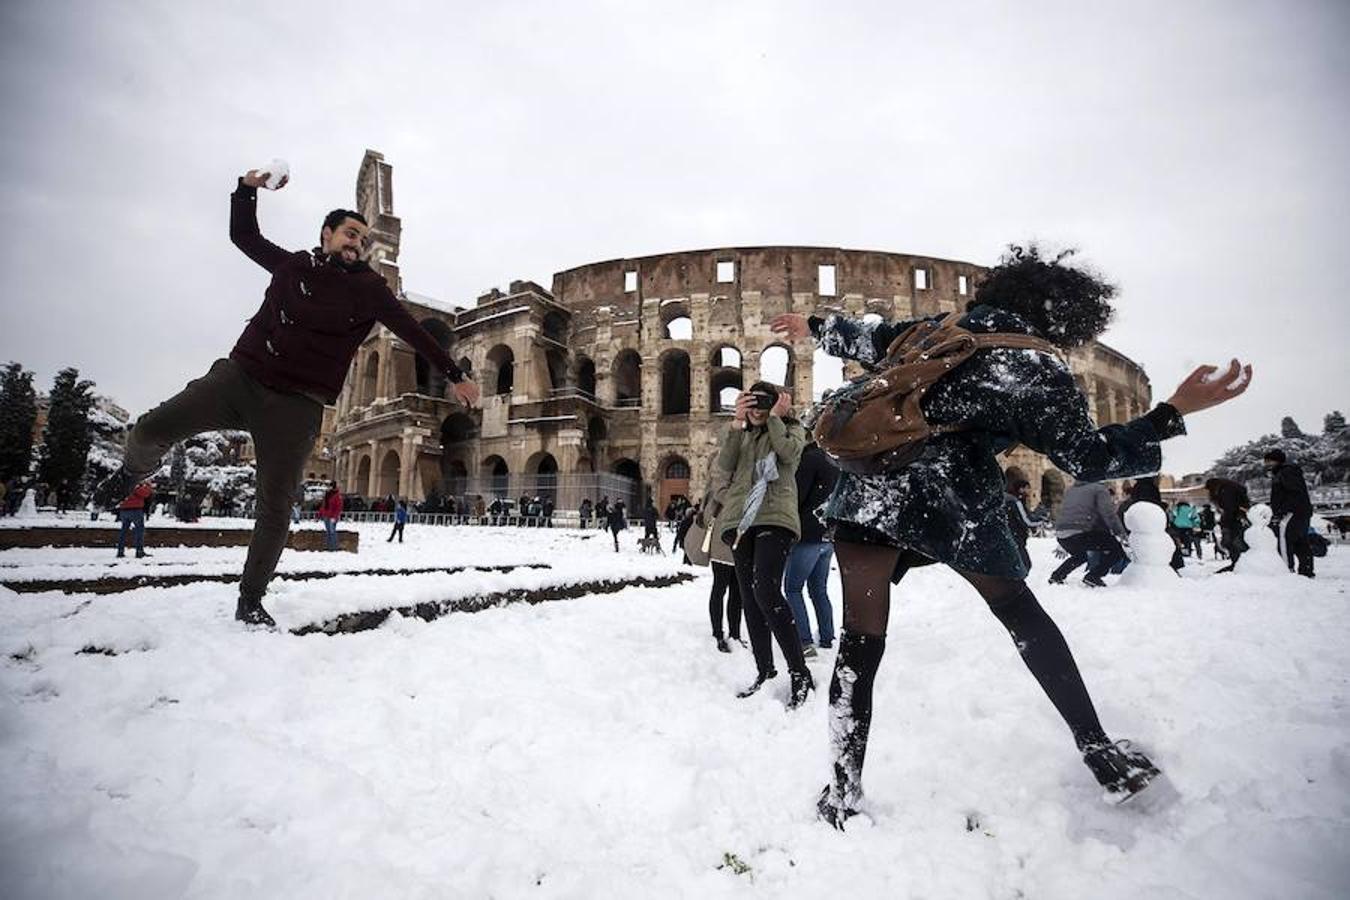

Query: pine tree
[
  {"left": 1280, "top": 416, "right": 1305, "bottom": 439},
  {"left": 36, "top": 368, "right": 95, "bottom": 510},
  {"left": 0, "top": 362, "right": 38, "bottom": 484},
  {"left": 1324, "top": 411, "right": 1346, "bottom": 434}
]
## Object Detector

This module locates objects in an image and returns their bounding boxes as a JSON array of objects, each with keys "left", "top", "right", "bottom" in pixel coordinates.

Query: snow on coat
[{"left": 815, "top": 305, "right": 1186, "bottom": 578}]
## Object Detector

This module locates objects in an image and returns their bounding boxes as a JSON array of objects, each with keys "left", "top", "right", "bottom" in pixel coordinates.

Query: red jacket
[
  {"left": 119, "top": 483, "right": 152, "bottom": 511},
  {"left": 319, "top": 491, "right": 344, "bottom": 520},
  {"left": 228, "top": 181, "right": 464, "bottom": 403}
]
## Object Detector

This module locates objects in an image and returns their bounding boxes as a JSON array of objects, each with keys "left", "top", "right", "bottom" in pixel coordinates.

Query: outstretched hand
[
  {"left": 242, "top": 168, "right": 288, "bottom": 190},
  {"left": 769, "top": 313, "right": 811, "bottom": 341},
  {"left": 1164, "top": 359, "right": 1252, "bottom": 417}
]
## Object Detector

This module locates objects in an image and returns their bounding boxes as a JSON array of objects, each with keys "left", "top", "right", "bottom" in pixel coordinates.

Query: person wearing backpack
[{"left": 770, "top": 244, "right": 1252, "bottom": 825}]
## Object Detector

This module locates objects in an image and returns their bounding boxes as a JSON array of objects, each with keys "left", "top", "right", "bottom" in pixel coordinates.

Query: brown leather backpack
[{"left": 813, "top": 311, "right": 1061, "bottom": 474}]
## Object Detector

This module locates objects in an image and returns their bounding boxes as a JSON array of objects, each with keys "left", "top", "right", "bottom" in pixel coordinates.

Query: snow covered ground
[{"left": 2, "top": 520, "right": 1347, "bottom": 899}]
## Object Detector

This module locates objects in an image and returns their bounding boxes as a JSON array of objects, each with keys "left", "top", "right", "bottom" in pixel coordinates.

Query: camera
[{"left": 751, "top": 392, "right": 776, "bottom": 410}]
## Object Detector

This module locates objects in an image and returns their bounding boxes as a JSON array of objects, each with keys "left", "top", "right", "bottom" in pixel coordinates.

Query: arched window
[
  {"left": 665, "top": 316, "right": 693, "bottom": 340},
  {"left": 660, "top": 349, "right": 691, "bottom": 415},
  {"left": 361, "top": 352, "right": 380, "bottom": 405},
  {"left": 576, "top": 356, "right": 597, "bottom": 398},
  {"left": 759, "top": 345, "right": 793, "bottom": 388},
  {"left": 415, "top": 318, "right": 455, "bottom": 398},
  {"left": 710, "top": 344, "right": 744, "bottom": 413},
  {"left": 613, "top": 350, "right": 642, "bottom": 406},
  {"left": 486, "top": 345, "right": 514, "bottom": 395},
  {"left": 377, "top": 449, "right": 401, "bottom": 497}
]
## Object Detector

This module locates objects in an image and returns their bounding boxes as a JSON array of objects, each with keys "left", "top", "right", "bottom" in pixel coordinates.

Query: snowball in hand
[{"left": 257, "top": 158, "right": 290, "bottom": 189}]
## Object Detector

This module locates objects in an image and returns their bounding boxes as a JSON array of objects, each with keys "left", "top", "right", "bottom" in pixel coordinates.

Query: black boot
[
  {"left": 235, "top": 595, "right": 276, "bottom": 628},
  {"left": 715, "top": 636, "right": 732, "bottom": 653},
  {"left": 818, "top": 632, "right": 886, "bottom": 829},
  {"left": 736, "top": 669, "right": 778, "bottom": 698},
  {"left": 1082, "top": 739, "right": 1161, "bottom": 804},
  {"left": 786, "top": 669, "right": 815, "bottom": 710}
]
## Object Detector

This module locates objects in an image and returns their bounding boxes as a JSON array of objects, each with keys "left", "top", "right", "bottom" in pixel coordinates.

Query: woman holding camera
[{"left": 715, "top": 380, "right": 814, "bottom": 709}]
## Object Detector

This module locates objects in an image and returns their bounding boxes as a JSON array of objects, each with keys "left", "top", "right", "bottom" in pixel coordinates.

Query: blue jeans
[
  {"left": 784, "top": 541, "right": 835, "bottom": 646},
  {"left": 324, "top": 518, "right": 338, "bottom": 550},
  {"left": 116, "top": 509, "right": 146, "bottom": 556}
]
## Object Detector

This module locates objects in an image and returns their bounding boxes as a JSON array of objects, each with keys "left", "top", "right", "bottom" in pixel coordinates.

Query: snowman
[
  {"left": 16, "top": 488, "right": 38, "bottom": 518},
  {"left": 1117, "top": 503, "right": 1179, "bottom": 587},
  {"left": 1236, "top": 504, "right": 1291, "bottom": 576}
]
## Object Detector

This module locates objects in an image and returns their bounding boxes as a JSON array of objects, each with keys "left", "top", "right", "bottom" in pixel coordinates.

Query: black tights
[
  {"left": 731, "top": 526, "right": 809, "bottom": 678},
  {"left": 834, "top": 540, "right": 1107, "bottom": 749},
  {"left": 709, "top": 562, "right": 743, "bottom": 640}
]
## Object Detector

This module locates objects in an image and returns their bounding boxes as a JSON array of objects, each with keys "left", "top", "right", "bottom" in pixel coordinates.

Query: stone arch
[
  {"left": 482, "top": 454, "right": 510, "bottom": 497},
  {"left": 527, "top": 451, "right": 559, "bottom": 503},
  {"left": 660, "top": 299, "right": 692, "bottom": 340},
  {"left": 658, "top": 454, "right": 691, "bottom": 512},
  {"left": 708, "top": 344, "right": 744, "bottom": 413},
  {"left": 542, "top": 310, "right": 568, "bottom": 343},
  {"left": 660, "top": 349, "right": 692, "bottom": 415},
  {"left": 361, "top": 351, "right": 380, "bottom": 405},
  {"left": 444, "top": 459, "right": 469, "bottom": 497},
  {"left": 415, "top": 318, "right": 455, "bottom": 398},
  {"left": 611, "top": 457, "right": 643, "bottom": 509},
  {"left": 485, "top": 344, "right": 515, "bottom": 396},
  {"left": 758, "top": 344, "right": 794, "bottom": 388},
  {"left": 613, "top": 350, "right": 642, "bottom": 405},
  {"left": 575, "top": 355, "right": 597, "bottom": 398},
  {"left": 377, "top": 449, "right": 401, "bottom": 498},
  {"left": 441, "top": 413, "right": 476, "bottom": 489},
  {"left": 546, "top": 347, "right": 568, "bottom": 391},
  {"left": 355, "top": 454, "right": 372, "bottom": 496}
]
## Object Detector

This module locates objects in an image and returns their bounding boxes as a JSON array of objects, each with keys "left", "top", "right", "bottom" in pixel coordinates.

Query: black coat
[
  {"left": 795, "top": 443, "right": 840, "bottom": 544},
  {"left": 814, "top": 305, "right": 1185, "bottom": 577},
  {"left": 1268, "top": 463, "right": 1313, "bottom": 518},
  {"left": 1207, "top": 478, "right": 1251, "bottom": 528}
]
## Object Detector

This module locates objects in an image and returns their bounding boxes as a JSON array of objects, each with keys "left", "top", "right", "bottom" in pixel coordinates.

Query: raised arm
[
  {"left": 769, "top": 312, "right": 923, "bottom": 367},
  {"left": 230, "top": 172, "right": 290, "bottom": 273},
  {"left": 372, "top": 288, "right": 480, "bottom": 407}
]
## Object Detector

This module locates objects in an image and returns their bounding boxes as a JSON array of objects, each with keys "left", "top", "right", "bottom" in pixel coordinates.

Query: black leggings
[
  {"left": 834, "top": 540, "right": 1108, "bottom": 750},
  {"left": 730, "top": 526, "right": 809, "bottom": 678},
  {"left": 709, "top": 562, "right": 742, "bottom": 640}
]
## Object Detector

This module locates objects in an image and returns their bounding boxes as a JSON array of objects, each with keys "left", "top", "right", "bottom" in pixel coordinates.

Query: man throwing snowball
[{"left": 95, "top": 165, "right": 480, "bottom": 627}]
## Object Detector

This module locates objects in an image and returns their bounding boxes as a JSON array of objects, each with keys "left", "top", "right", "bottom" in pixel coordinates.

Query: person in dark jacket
[
  {"left": 579, "top": 498, "right": 593, "bottom": 529},
  {"left": 1206, "top": 477, "right": 1251, "bottom": 572},
  {"left": 642, "top": 499, "right": 660, "bottom": 540},
  {"left": 1003, "top": 475, "right": 1042, "bottom": 572},
  {"left": 1263, "top": 449, "right": 1315, "bottom": 577},
  {"left": 595, "top": 496, "right": 610, "bottom": 530},
  {"left": 772, "top": 243, "right": 1252, "bottom": 825},
  {"left": 784, "top": 441, "right": 841, "bottom": 656},
  {"left": 608, "top": 500, "right": 627, "bottom": 551},
  {"left": 92, "top": 166, "right": 481, "bottom": 627}
]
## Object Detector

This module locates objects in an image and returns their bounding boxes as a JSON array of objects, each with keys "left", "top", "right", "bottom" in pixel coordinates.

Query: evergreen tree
[
  {"left": 1280, "top": 416, "right": 1305, "bottom": 439},
  {"left": 0, "top": 362, "right": 38, "bottom": 484},
  {"left": 1324, "top": 410, "right": 1346, "bottom": 434},
  {"left": 36, "top": 368, "right": 95, "bottom": 510}
]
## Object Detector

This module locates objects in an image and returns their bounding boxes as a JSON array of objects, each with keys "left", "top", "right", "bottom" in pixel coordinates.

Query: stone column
[{"left": 366, "top": 440, "right": 380, "bottom": 496}]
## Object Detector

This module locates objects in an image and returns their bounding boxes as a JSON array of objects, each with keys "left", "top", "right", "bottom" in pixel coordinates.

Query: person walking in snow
[
  {"left": 1049, "top": 480, "right": 1131, "bottom": 586},
  {"left": 90, "top": 166, "right": 480, "bottom": 626},
  {"left": 607, "top": 499, "right": 628, "bottom": 551},
  {"left": 1263, "top": 449, "right": 1315, "bottom": 578},
  {"left": 698, "top": 457, "right": 743, "bottom": 653},
  {"left": 1171, "top": 500, "right": 1200, "bottom": 558},
  {"left": 642, "top": 498, "right": 660, "bottom": 542},
  {"left": 770, "top": 243, "right": 1252, "bottom": 825},
  {"left": 579, "top": 498, "right": 592, "bottom": 530},
  {"left": 714, "top": 381, "right": 813, "bottom": 709},
  {"left": 388, "top": 499, "right": 408, "bottom": 543}
]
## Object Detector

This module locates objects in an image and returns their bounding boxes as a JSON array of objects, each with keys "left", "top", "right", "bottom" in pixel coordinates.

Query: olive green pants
[{"left": 124, "top": 358, "right": 322, "bottom": 603}]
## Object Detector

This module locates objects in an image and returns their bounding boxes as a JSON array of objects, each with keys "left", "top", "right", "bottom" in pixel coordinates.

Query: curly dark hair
[{"left": 972, "top": 244, "right": 1116, "bottom": 348}]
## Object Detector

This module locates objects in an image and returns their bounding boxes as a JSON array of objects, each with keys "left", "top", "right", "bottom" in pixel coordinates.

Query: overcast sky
[{"left": 2, "top": 0, "right": 1346, "bottom": 475}]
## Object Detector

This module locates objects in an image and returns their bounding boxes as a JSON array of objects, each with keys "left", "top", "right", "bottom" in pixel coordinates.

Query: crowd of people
[{"left": 82, "top": 165, "right": 1320, "bottom": 824}]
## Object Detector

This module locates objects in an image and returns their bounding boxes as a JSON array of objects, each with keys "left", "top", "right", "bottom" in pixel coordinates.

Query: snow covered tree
[
  {"left": 1280, "top": 416, "right": 1305, "bottom": 439},
  {"left": 155, "top": 431, "right": 256, "bottom": 513},
  {"left": 82, "top": 401, "right": 127, "bottom": 500},
  {"left": 1324, "top": 411, "right": 1345, "bottom": 434},
  {"left": 1210, "top": 410, "right": 1350, "bottom": 486},
  {"left": 36, "top": 368, "right": 95, "bottom": 509},
  {"left": 0, "top": 362, "right": 38, "bottom": 484}
]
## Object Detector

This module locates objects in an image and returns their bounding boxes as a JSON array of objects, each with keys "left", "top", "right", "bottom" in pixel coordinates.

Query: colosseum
[{"left": 326, "top": 150, "right": 1152, "bottom": 516}]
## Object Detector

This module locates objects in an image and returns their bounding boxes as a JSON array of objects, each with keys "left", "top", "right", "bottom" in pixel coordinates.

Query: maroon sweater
[{"left": 228, "top": 181, "right": 463, "bottom": 403}]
